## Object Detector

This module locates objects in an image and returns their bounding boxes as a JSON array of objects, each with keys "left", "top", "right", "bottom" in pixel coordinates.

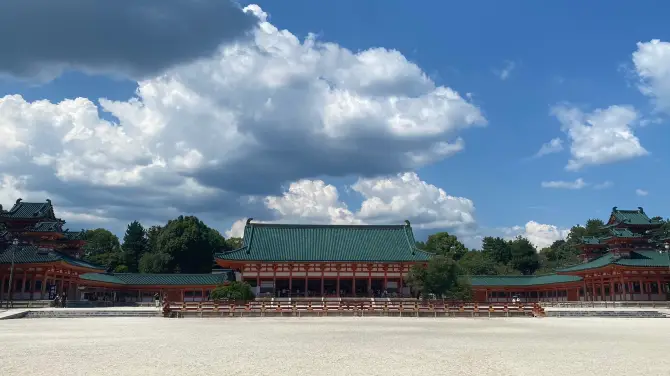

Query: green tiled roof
[
  {"left": 608, "top": 207, "right": 662, "bottom": 226},
  {"left": 607, "top": 228, "right": 642, "bottom": 238},
  {"left": 79, "top": 272, "right": 234, "bottom": 286},
  {"left": 61, "top": 231, "right": 85, "bottom": 240},
  {"left": 470, "top": 274, "right": 582, "bottom": 287},
  {"left": 558, "top": 249, "right": 670, "bottom": 272},
  {"left": 30, "top": 221, "right": 63, "bottom": 232},
  {"left": 0, "top": 199, "right": 57, "bottom": 220},
  {"left": 0, "top": 245, "right": 104, "bottom": 270},
  {"left": 215, "top": 222, "right": 431, "bottom": 262},
  {"left": 580, "top": 236, "right": 602, "bottom": 245}
]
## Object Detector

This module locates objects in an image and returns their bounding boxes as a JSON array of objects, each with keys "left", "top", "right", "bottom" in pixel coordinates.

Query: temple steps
[{"left": 545, "top": 308, "right": 668, "bottom": 318}]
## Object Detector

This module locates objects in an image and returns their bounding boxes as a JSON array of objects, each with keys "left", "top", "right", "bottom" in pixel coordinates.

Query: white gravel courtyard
[{"left": 1, "top": 317, "right": 669, "bottom": 376}]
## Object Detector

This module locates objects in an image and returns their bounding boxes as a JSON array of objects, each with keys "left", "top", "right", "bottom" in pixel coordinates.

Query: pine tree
[{"left": 122, "top": 221, "right": 148, "bottom": 272}]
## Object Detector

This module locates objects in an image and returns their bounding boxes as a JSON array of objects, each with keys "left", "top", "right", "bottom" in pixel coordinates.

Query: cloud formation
[
  {"left": 502, "top": 221, "right": 569, "bottom": 250},
  {"left": 633, "top": 39, "right": 670, "bottom": 114},
  {"left": 0, "top": 0, "right": 258, "bottom": 80},
  {"left": 226, "top": 172, "right": 477, "bottom": 237},
  {"left": 551, "top": 105, "right": 647, "bottom": 170},
  {"left": 0, "top": 5, "right": 484, "bottom": 232}
]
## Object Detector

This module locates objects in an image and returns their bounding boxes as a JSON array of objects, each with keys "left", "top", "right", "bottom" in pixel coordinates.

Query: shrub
[{"left": 210, "top": 281, "right": 255, "bottom": 301}]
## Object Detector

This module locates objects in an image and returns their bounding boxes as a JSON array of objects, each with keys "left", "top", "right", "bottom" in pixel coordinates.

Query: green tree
[
  {"left": 539, "top": 240, "right": 580, "bottom": 270},
  {"left": 424, "top": 232, "right": 468, "bottom": 260},
  {"left": 458, "top": 250, "right": 498, "bottom": 275},
  {"left": 566, "top": 219, "right": 607, "bottom": 244},
  {"left": 509, "top": 236, "right": 540, "bottom": 275},
  {"left": 481, "top": 236, "right": 512, "bottom": 265},
  {"left": 210, "top": 281, "right": 255, "bottom": 301},
  {"left": 138, "top": 252, "right": 172, "bottom": 273},
  {"left": 122, "top": 221, "right": 148, "bottom": 273},
  {"left": 225, "top": 237, "right": 244, "bottom": 250},
  {"left": 82, "top": 228, "right": 125, "bottom": 270},
  {"left": 156, "top": 216, "right": 223, "bottom": 273},
  {"left": 146, "top": 225, "right": 163, "bottom": 253},
  {"left": 405, "top": 255, "right": 472, "bottom": 300}
]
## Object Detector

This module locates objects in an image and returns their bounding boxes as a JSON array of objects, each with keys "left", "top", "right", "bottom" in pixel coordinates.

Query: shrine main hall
[{"left": 1, "top": 200, "right": 669, "bottom": 303}]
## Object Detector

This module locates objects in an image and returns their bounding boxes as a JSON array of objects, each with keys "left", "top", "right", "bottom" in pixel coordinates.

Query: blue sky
[{"left": 1, "top": 1, "right": 669, "bottom": 249}]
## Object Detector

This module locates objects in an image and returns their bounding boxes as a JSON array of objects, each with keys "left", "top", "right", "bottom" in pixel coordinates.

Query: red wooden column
[
  {"left": 336, "top": 264, "right": 341, "bottom": 297},
  {"left": 255, "top": 264, "right": 260, "bottom": 289},
  {"left": 272, "top": 264, "right": 277, "bottom": 296},
  {"left": 304, "top": 264, "right": 309, "bottom": 297},
  {"left": 288, "top": 264, "right": 293, "bottom": 294},
  {"left": 383, "top": 265, "right": 388, "bottom": 291},
  {"left": 367, "top": 264, "right": 372, "bottom": 294},
  {"left": 591, "top": 278, "right": 596, "bottom": 301},
  {"left": 352, "top": 265, "right": 357, "bottom": 296},
  {"left": 320, "top": 264, "right": 325, "bottom": 296}
]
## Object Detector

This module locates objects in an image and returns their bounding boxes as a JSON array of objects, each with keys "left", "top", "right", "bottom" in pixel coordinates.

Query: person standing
[{"left": 154, "top": 292, "right": 160, "bottom": 308}]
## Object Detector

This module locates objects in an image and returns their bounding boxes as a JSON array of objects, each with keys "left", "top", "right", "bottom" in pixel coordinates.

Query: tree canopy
[
  {"left": 405, "top": 255, "right": 472, "bottom": 300},
  {"left": 423, "top": 232, "right": 468, "bottom": 260},
  {"left": 153, "top": 216, "right": 227, "bottom": 273}
]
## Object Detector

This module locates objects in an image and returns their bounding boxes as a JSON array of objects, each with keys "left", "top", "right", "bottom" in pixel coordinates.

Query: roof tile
[
  {"left": 470, "top": 274, "right": 582, "bottom": 287},
  {"left": 216, "top": 223, "right": 431, "bottom": 262},
  {"left": 79, "top": 272, "right": 234, "bottom": 286}
]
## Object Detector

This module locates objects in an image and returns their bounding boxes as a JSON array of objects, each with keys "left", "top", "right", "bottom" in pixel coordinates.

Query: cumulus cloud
[
  {"left": 633, "top": 39, "right": 670, "bottom": 114},
  {"left": 502, "top": 221, "right": 569, "bottom": 250},
  {"left": 551, "top": 104, "right": 647, "bottom": 171},
  {"left": 534, "top": 138, "right": 564, "bottom": 158},
  {"left": 540, "top": 178, "right": 587, "bottom": 190},
  {"left": 636, "top": 188, "right": 648, "bottom": 196},
  {"left": 0, "top": 5, "right": 485, "bottom": 229},
  {"left": 0, "top": 0, "right": 258, "bottom": 80},
  {"left": 226, "top": 172, "right": 477, "bottom": 238}
]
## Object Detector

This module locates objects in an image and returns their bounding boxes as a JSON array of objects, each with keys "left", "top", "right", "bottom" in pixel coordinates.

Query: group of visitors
[{"left": 52, "top": 292, "right": 67, "bottom": 308}]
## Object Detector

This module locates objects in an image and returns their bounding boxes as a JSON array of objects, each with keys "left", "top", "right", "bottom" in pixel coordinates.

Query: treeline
[
  {"left": 82, "top": 216, "right": 243, "bottom": 273},
  {"left": 83, "top": 215, "right": 670, "bottom": 276},
  {"left": 422, "top": 217, "right": 670, "bottom": 277}
]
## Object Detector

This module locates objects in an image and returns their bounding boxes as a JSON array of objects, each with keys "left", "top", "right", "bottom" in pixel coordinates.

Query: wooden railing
[{"left": 163, "top": 299, "right": 545, "bottom": 318}]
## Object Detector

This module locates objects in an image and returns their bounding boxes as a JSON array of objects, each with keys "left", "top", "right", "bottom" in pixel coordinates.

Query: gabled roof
[
  {"left": 606, "top": 228, "right": 642, "bottom": 238},
  {"left": 607, "top": 207, "right": 662, "bottom": 226},
  {"left": 79, "top": 272, "right": 234, "bottom": 286},
  {"left": 470, "top": 274, "right": 582, "bottom": 287},
  {"left": 0, "top": 199, "right": 58, "bottom": 220},
  {"left": 29, "top": 221, "right": 63, "bottom": 232},
  {"left": 0, "top": 245, "right": 104, "bottom": 270},
  {"left": 580, "top": 236, "right": 603, "bottom": 245},
  {"left": 215, "top": 221, "right": 431, "bottom": 262},
  {"left": 558, "top": 249, "right": 670, "bottom": 273}
]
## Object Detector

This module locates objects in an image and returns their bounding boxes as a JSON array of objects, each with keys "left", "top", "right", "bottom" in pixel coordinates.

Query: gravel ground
[{"left": 1, "top": 317, "right": 669, "bottom": 376}]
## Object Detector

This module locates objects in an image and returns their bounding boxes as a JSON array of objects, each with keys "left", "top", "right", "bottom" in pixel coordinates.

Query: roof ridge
[{"left": 246, "top": 223, "right": 408, "bottom": 229}]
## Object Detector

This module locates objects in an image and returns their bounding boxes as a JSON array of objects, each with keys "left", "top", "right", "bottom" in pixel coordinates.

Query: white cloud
[
  {"left": 541, "top": 178, "right": 587, "bottom": 190},
  {"left": 0, "top": 4, "right": 485, "bottom": 229},
  {"left": 633, "top": 39, "right": 670, "bottom": 114},
  {"left": 534, "top": 138, "right": 564, "bottom": 157},
  {"left": 502, "top": 221, "right": 569, "bottom": 250},
  {"left": 225, "top": 172, "right": 477, "bottom": 238},
  {"left": 593, "top": 181, "right": 613, "bottom": 190},
  {"left": 551, "top": 105, "right": 647, "bottom": 171},
  {"left": 636, "top": 188, "right": 648, "bottom": 196},
  {"left": 353, "top": 172, "right": 476, "bottom": 231},
  {"left": 494, "top": 61, "right": 516, "bottom": 81}
]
